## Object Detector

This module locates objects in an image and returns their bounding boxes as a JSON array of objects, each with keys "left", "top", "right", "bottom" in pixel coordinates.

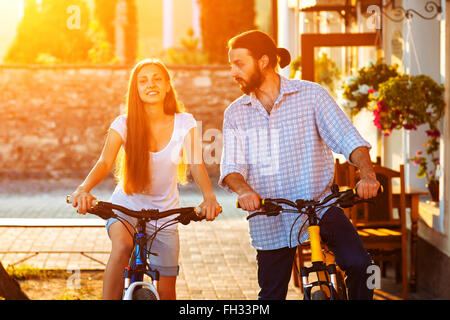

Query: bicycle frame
[
  {"left": 301, "top": 220, "right": 341, "bottom": 300},
  {"left": 299, "top": 206, "right": 341, "bottom": 300},
  {"left": 66, "top": 196, "right": 206, "bottom": 300},
  {"left": 238, "top": 185, "right": 380, "bottom": 300},
  {"left": 122, "top": 218, "right": 160, "bottom": 300}
]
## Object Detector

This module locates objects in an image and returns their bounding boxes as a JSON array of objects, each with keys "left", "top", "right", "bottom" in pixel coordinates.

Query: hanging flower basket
[
  {"left": 341, "top": 59, "right": 400, "bottom": 118},
  {"left": 375, "top": 74, "right": 445, "bottom": 200}
]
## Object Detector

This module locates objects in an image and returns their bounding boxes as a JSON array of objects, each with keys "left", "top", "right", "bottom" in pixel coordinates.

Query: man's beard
[{"left": 236, "top": 67, "right": 263, "bottom": 95}]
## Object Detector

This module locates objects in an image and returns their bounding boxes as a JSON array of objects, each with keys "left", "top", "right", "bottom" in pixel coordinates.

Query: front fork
[
  {"left": 301, "top": 225, "right": 339, "bottom": 299},
  {"left": 123, "top": 233, "right": 159, "bottom": 293}
]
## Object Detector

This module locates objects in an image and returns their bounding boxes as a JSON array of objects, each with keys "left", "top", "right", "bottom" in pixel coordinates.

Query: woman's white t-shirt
[{"left": 108, "top": 112, "right": 197, "bottom": 229}]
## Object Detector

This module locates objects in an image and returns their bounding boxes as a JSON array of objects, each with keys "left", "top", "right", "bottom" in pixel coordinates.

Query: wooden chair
[{"left": 351, "top": 164, "right": 408, "bottom": 299}]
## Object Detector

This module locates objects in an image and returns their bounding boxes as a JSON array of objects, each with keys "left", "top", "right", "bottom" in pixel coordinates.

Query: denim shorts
[{"left": 106, "top": 216, "right": 180, "bottom": 277}]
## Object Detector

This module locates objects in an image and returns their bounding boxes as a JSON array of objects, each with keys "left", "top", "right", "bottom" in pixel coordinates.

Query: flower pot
[{"left": 426, "top": 181, "right": 439, "bottom": 202}]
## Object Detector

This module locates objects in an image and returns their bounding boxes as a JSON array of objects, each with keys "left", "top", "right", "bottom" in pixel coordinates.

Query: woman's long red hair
[{"left": 115, "top": 59, "right": 186, "bottom": 195}]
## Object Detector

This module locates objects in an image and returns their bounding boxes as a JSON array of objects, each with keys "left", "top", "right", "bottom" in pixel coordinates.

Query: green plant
[
  {"left": 166, "top": 28, "right": 209, "bottom": 65},
  {"left": 87, "top": 20, "right": 118, "bottom": 64},
  {"left": 6, "top": 265, "right": 63, "bottom": 280},
  {"left": 374, "top": 74, "right": 445, "bottom": 184},
  {"left": 341, "top": 59, "right": 400, "bottom": 118}
]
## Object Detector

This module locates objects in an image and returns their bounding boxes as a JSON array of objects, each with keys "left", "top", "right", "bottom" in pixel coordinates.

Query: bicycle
[
  {"left": 66, "top": 196, "right": 206, "bottom": 300},
  {"left": 237, "top": 184, "right": 382, "bottom": 300}
]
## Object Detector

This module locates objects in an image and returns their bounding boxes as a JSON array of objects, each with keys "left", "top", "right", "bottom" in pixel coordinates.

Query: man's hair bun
[{"left": 277, "top": 48, "right": 291, "bottom": 69}]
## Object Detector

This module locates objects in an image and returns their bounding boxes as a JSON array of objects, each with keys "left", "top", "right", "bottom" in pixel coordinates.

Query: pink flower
[
  {"left": 368, "top": 88, "right": 376, "bottom": 94},
  {"left": 376, "top": 101, "right": 387, "bottom": 111}
]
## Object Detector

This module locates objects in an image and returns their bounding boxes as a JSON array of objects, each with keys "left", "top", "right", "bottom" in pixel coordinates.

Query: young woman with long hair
[{"left": 70, "top": 59, "right": 221, "bottom": 300}]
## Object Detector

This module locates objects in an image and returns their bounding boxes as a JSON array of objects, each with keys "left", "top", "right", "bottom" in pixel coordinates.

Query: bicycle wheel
[
  {"left": 335, "top": 271, "right": 348, "bottom": 300},
  {"left": 132, "top": 287, "right": 158, "bottom": 300}
]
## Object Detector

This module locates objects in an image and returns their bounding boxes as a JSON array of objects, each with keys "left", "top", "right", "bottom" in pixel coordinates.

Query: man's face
[{"left": 229, "top": 48, "right": 263, "bottom": 95}]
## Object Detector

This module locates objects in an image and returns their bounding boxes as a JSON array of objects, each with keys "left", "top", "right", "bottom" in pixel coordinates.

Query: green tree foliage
[
  {"left": 5, "top": 0, "right": 93, "bottom": 64},
  {"left": 124, "top": 0, "right": 138, "bottom": 65},
  {"left": 94, "top": 0, "right": 118, "bottom": 52},
  {"left": 199, "top": 0, "right": 256, "bottom": 64},
  {"left": 94, "top": 0, "right": 137, "bottom": 64}
]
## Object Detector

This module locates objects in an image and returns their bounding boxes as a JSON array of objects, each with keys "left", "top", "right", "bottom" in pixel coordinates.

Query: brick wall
[{"left": 0, "top": 65, "right": 242, "bottom": 181}]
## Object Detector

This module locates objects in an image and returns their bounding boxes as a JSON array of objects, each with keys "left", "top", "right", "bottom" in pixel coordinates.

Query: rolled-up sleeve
[
  {"left": 314, "top": 86, "right": 371, "bottom": 162},
  {"left": 218, "top": 108, "right": 249, "bottom": 193}
]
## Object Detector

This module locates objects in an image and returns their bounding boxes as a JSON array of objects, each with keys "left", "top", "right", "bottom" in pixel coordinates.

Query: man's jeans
[{"left": 256, "top": 206, "right": 374, "bottom": 300}]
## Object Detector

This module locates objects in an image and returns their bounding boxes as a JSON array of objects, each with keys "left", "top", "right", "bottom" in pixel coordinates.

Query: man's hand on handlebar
[
  {"left": 237, "top": 189, "right": 262, "bottom": 212},
  {"left": 355, "top": 173, "right": 381, "bottom": 200}
]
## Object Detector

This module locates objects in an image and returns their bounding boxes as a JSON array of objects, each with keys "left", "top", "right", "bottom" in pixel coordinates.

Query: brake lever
[
  {"left": 176, "top": 210, "right": 205, "bottom": 225},
  {"left": 87, "top": 205, "right": 116, "bottom": 220},
  {"left": 246, "top": 210, "right": 281, "bottom": 220},
  {"left": 263, "top": 202, "right": 282, "bottom": 214}
]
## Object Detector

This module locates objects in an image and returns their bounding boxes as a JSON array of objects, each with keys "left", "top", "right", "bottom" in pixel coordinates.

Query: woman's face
[{"left": 136, "top": 64, "right": 171, "bottom": 105}]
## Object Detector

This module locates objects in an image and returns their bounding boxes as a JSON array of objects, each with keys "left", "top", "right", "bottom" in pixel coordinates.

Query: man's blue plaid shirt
[{"left": 219, "top": 76, "right": 371, "bottom": 250}]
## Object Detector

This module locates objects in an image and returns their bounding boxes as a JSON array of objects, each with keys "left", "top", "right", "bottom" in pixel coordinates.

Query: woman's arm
[
  {"left": 71, "top": 129, "right": 123, "bottom": 214},
  {"left": 184, "top": 126, "right": 221, "bottom": 221}
]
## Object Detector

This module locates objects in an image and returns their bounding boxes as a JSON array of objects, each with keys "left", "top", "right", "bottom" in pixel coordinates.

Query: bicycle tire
[
  {"left": 311, "top": 289, "right": 328, "bottom": 300},
  {"left": 132, "top": 287, "right": 158, "bottom": 300},
  {"left": 335, "top": 271, "right": 348, "bottom": 300}
]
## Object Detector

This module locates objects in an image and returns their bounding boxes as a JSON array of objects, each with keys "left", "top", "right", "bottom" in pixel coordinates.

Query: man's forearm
[
  {"left": 224, "top": 173, "right": 262, "bottom": 211},
  {"left": 223, "top": 173, "right": 254, "bottom": 195},
  {"left": 349, "top": 146, "right": 376, "bottom": 179}
]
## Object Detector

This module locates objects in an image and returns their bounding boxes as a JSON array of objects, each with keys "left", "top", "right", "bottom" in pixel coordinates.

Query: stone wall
[{"left": 0, "top": 65, "right": 242, "bottom": 182}]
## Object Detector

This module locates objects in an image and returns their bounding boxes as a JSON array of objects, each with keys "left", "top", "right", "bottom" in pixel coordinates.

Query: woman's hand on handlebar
[
  {"left": 70, "top": 186, "right": 97, "bottom": 215},
  {"left": 198, "top": 196, "right": 222, "bottom": 221}
]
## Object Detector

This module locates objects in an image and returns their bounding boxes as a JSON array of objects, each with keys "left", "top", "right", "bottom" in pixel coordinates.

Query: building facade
[{"left": 277, "top": 0, "right": 449, "bottom": 298}]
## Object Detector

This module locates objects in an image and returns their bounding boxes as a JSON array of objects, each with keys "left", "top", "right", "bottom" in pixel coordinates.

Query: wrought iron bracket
[{"left": 381, "top": 0, "right": 442, "bottom": 22}]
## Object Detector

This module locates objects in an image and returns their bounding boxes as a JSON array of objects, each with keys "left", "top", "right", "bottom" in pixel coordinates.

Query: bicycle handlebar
[
  {"left": 236, "top": 184, "right": 384, "bottom": 220},
  {"left": 66, "top": 195, "right": 205, "bottom": 225}
]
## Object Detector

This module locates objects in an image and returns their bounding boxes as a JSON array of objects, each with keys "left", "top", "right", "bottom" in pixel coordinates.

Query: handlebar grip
[{"left": 351, "top": 184, "right": 384, "bottom": 198}]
